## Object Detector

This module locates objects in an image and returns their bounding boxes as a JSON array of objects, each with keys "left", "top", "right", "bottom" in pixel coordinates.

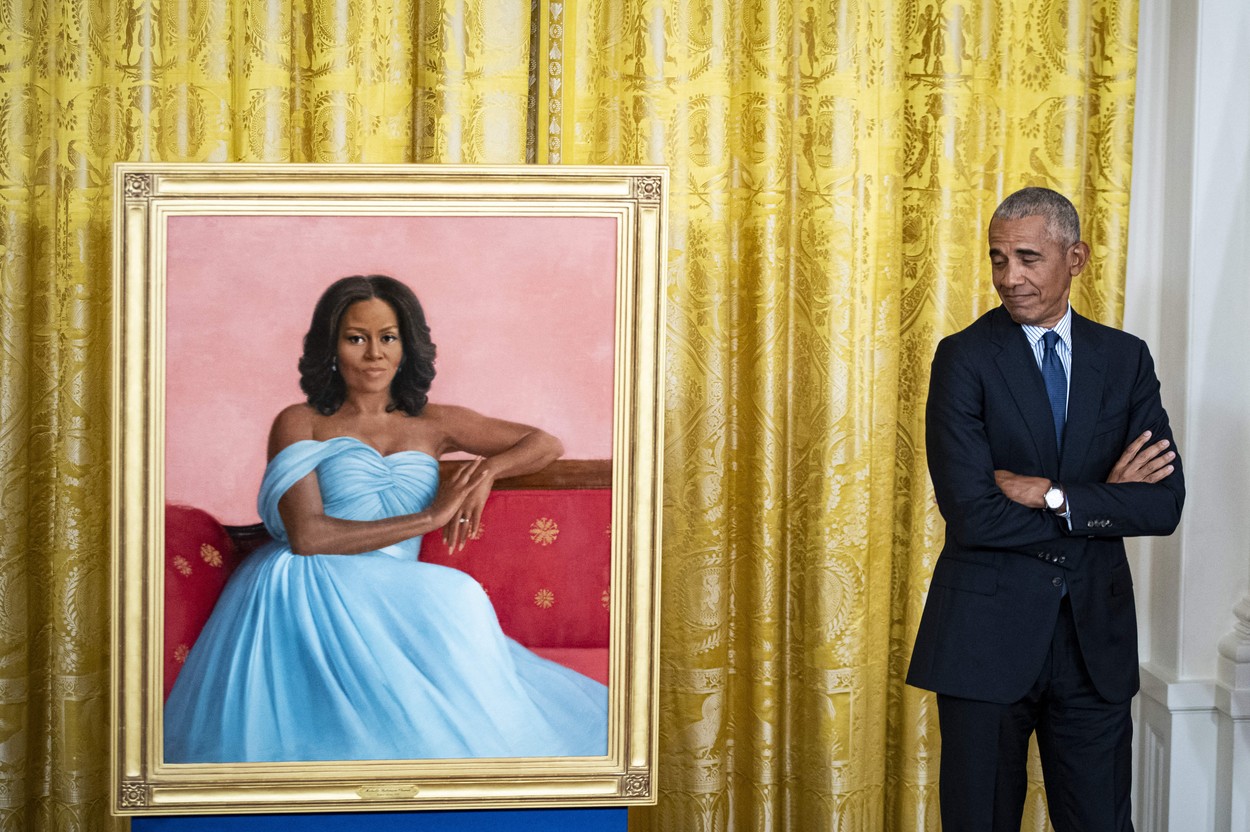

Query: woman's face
[{"left": 336, "top": 297, "right": 403, "bottom": 397}]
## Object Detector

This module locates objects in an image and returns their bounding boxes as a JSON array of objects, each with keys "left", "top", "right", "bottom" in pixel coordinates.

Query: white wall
[{"left": 1125, "top": 0, "right": 1250, "bottom": 827}]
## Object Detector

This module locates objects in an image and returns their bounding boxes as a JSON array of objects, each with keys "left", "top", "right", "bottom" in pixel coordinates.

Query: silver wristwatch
[{"left": 1043, "top": 482, "right": 1067, "bottom": 513}]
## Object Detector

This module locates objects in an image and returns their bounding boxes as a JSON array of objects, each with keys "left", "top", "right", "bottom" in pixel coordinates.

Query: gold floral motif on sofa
[
  {"left": 529, "top": 517, "right": 559, "bottom": 546},
  {"left": 200, "top": 543, "right": 223, "bottom": 567}
]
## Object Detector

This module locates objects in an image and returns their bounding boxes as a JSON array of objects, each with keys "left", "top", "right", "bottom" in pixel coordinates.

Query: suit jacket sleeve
[
  {"left": 926, "top": 336, "right": 1068, "bottom": 551},
  {"left": 1061, "top": 341, "right": 1185, "bottom": 538}
]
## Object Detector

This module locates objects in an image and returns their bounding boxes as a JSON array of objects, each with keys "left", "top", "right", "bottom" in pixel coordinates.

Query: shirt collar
[{"left": 1020, "top": 305, "right": 1073, "bottom": 350}]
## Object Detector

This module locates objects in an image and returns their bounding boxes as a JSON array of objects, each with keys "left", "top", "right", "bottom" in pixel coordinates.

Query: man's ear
[{"left": 1069, "top": 240, "right": 1091, "bottom": 276}]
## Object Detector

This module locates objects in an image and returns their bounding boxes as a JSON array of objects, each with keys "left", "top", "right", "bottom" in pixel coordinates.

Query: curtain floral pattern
[
  {"left": 0, "top": 0, "right": 1135, "bottom": 828},
  {"left": 559, "top": 1, "right": 1136, "bottom": 829}
]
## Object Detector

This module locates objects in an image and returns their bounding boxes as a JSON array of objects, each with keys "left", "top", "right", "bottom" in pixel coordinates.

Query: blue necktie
[{"left": 1041, "top": 330, "right": 1066, "bottom": 448}]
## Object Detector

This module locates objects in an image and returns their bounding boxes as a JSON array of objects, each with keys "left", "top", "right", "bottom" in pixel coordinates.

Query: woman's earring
[{"left": 331, "top": 357, "right": 337, "bottom": 373}]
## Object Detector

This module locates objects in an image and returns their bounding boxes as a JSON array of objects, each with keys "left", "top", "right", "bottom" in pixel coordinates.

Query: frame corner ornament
[
  {"left": 120, "top": 780, "right": 150, "bottom": 809},
  {"left": 632, "top": 176, "right": 663, "bottom": 204},
  {"left": 622, "top": 771, "right": 650, "bottom": 797},
  {"left": 123, "top": 173, "right": 152, "bottom": 200}
]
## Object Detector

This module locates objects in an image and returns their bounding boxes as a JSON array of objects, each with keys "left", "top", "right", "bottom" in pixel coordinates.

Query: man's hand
[
  {"left": 994, "top": 470, "right": 1050, "bottom": 509},
  {"left": 1107, "top": 430, "right": 1175, "bottom": 484}
]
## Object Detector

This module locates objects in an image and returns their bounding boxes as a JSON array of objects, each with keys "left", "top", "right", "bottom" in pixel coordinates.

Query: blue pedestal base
[{"left": 132, "top": 808, "right": 627, "bottom": 831}]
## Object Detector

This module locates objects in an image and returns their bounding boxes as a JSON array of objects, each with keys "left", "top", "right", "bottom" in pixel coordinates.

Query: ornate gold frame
[{"left": 110, "top": 164, "right": 666, "bottom": 815}]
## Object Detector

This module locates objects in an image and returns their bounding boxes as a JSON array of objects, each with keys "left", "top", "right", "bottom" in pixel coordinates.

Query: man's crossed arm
[{"left": 995, "top": 430, "right": 1176, "bottom": 509}]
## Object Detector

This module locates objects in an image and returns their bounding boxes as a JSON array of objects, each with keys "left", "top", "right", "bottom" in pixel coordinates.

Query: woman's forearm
[
  {"left": 286, "top": 509, "right": 443, "bottom": 556},
  {"left": 479, "top": 429, "right": 563, "bottom": 481}
]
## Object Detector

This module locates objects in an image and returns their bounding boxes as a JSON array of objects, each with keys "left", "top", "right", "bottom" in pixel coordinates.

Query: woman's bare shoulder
[
  {"left": 417, "top": 403, "right": 493, "bottom": 435},
  {"left": 268, "top": 403, "right": 318, "bottom": 458},
  {"left": 409, "top": 404, "right": 481, "bottom": 455},
  {"left": 420, "top": 403, "right": 482, "bottom": 422}
]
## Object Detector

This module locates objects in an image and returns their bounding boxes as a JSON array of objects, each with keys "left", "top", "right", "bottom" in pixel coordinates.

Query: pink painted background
[{"left": 165, "top": 214, "right": 618, "bottom": 524}]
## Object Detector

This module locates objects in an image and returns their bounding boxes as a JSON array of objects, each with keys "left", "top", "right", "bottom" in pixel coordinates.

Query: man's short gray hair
[{"left": 992, "top": 187, "right": 1081, "bottom": 247}]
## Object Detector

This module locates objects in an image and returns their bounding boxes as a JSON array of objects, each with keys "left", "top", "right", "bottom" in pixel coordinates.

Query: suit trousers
[{"left": 935, "top": 596, "right": 1135, "bottom": 832}]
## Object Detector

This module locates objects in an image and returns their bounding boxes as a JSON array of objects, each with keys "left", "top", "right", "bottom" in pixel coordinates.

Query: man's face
[{"left": 988, "top": 214, "right": 1089, "bottom": 328}]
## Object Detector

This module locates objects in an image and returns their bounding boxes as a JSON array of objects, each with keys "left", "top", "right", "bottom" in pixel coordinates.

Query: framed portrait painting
[{"left": 110, "top": 164, "right": 666, "bottom": 815}]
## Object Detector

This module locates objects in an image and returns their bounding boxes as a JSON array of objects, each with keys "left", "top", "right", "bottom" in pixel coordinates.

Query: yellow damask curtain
[
  {"left": 550, "top": 0, "right": 1136, "bottom": 829},
  {"left": 0, "top": 0, "right": 1134, "bottom": 828},
  {"left": 0, "top": 0, "right": 527, "bottom": 828}
]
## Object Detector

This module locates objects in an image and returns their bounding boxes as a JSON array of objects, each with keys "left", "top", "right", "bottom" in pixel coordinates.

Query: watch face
[{"left": 1045, "top": 488, "right": 1063, "bottom": 509}]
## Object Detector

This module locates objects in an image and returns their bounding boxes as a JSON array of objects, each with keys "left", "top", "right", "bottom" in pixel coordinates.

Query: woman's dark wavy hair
[{"left": 299, "top": 275, "right": 437, "bottom": 416}]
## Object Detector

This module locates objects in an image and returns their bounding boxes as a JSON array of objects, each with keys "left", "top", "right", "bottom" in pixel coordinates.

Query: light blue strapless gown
[{"left": 164, "top": 437, "right": 608, "bottom": 763}]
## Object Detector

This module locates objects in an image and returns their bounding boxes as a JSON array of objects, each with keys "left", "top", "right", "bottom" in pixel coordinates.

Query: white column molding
[
  {"left": 1127, "top": 0, "right": 1250, "bottom": 828},
  {"left": 1216, "top": 595, "right": 1250, "bottom": 831},
  {"left": 1137, "top": 666, "right": 1219, "bottom": 832},
  {"left": 1217, "top": 596, "right": 1250, "bottom": 689}
]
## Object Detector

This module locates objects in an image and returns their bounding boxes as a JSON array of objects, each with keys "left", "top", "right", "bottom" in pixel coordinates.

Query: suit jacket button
[
  {"left": 1087, "top": 520, "right": 1096, "bottom": 528},
  {"left": 1052, "top": 577, "right": 1064, "bottom": 588},
  {"left": 1037, "top": 552, "right": 1045, "bottom": 559},
  {"left": 1057, "top": 556, "right": 1066, "bottom": 564}
]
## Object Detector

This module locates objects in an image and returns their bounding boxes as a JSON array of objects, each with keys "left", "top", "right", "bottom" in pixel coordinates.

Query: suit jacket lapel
[
  {"left": 1060, "top": 312, "right": 1108, "bottom": 479},
  {"left": 990, "top": 308, "right": 1060, "bottom": 473}
]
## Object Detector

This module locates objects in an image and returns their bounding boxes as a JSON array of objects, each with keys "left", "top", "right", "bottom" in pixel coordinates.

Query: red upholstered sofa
[{"left": 163, "top": 461, "right": 612, "bottom": 700}]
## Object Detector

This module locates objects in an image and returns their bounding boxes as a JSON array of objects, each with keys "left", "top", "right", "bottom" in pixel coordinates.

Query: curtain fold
[
  {"left": 555, "top": 0, "right": 1137, "bottom": 829},
  {"left": 0, "top": 0, "right": 1136, "bottom": 828},
  {"left": 0, "top": 1, "right": 527, "bottom": 828}
]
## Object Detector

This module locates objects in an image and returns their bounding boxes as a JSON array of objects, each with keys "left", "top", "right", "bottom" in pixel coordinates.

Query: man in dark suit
[{"left": 907, "top": 187, "right": 1184, "bottom": 831}]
